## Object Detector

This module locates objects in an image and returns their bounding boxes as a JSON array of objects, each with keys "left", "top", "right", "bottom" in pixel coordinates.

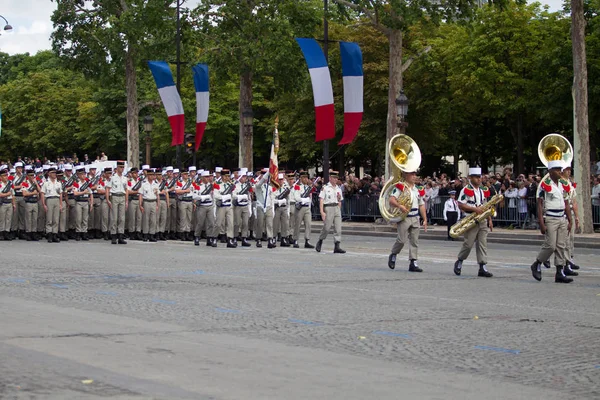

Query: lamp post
[
  {"left": 242, "top": 108, "right": 254, "bottom": 139},
  {"left": 395, "top": 89, "right": 409, "bottom": 135},
  {"left": 143, "top": 115, "right": 154, "bottom": 166},
  {"left": 0, "top": 15, "right": 13, "bottom": 33}
]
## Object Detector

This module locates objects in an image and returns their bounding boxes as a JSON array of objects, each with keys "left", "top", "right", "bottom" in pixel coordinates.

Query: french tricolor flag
[
  {"left": 192, "top": 63, "right": 209, "bottom": 151},
  {"left": 339, "top": 42, "right": 363, "bottom": 145},
  {"left": 295, "top": 38, "right": 335, "bottom": 142},
  {"left": 148, "top": 61, "right": 185, "bottom": 146}
]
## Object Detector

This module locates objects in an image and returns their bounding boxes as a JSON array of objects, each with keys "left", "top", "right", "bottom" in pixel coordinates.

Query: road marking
[
  {"left": 214, "top": 308, "right": 242, "bottom": 314},
  {"left": 51, "top": 284, "right": 68, "bottom": 289},
  {"left": 372, "top": 331, "right": 411, "bottom": 339},
  {"left": 288, "top": 319, "right": 324, "bottom": 326},
  {"left": 152, "top": 298, "right": 176, "bottom": 305},
  {"left": 474, "top": 345, "right": 520, "bottom": 355}
]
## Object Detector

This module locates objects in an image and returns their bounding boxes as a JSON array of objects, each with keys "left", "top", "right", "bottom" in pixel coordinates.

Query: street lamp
[
  {"left": 242, "top": 108, "right": 253, "bottom": 138},
  {"left": 0, "top": 15, "right": 12, "bottom": 32},
  {"left": 143, "top": 115, "right": 154, "bottom": 166},
  {"left": 395, "top": 89, "right": 409, "bottom": 134}
]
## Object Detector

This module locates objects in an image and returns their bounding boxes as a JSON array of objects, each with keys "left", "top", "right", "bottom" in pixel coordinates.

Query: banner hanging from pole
[{"left": 148, "top": 61, "right": 185, "bottom": 146}]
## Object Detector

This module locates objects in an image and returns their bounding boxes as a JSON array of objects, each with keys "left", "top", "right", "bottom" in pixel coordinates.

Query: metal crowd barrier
[{"left": 310, "top": 193, "right": 600, "bottom": 228}]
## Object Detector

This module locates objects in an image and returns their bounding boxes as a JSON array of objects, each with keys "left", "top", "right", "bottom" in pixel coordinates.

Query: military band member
[
  {"left": 453, "top": 167, "right": 493, "bottom": 278},
  {"left": 254, "top": 170, "right": 274, "bottom": 248},
  {"left": 36, "top": 168, "right": 46, "bottom": 238},
  {"left": 55, "top": 170, "right": 69, "bottom": 241},
  {"left": 248, "top": 172, "right": 258, "bottom": 240},
  {"left": 214, "top": 169, "right": 236, "bottom": 248},
  {"left": 273, "top": 173, "right": 291, "bottom": 247},
  {"left": 562, "top": 164, "right": 581, "bottom": 271},
  {"left": 387, "top": 170, "right": 427, "bottom": 272},
  {"left": 22, "top": 167, "right": 41, "bottom": 241},
  {"left": 292, "top": 171, "right": 315, "bottom": 248},
  {"left": 88, "top": 165, "right": 102, "bottom": 239},
  {"left": 189, "top": 166, "right": 198, "bottom": 232},
  {"left": 316, "top": 171, "right": 345, "bottom": 254},
  {"left": 233, "top": 171, "right": 252, "bottom": 247},
  {"left": 62, "top": 164, "right": 77, "bottom": 239},
  {"left": 443, "top": 190, "right": 460, "bottom": 241},
  {"left": 155, "top": 170, "right": 169, "bottom": 241},
  {"left": 0, "top": 167, "right": 15, "bottom": 240},
  {"left": 193, "top": 170, "right": 217, "bottom": 247},
  {"left": 97, "top": 168, "right": 112, "bottom": 240},
  {"left": 140, "top": 169, "right": 159, "bottom": 242},
  {"left": 166, "top": 167, "right": 179, "bottom": 239},
  {"left": 106, "top": 160, "right": 128, "bottom": 244},
  {"left": 72, "top": 166, "right": 93, "bottom": 241},
  {"left": 286, "top": 172, "right": 297, "bottom": 245},
  {"left": 176, "top": 169, "right": 194, "bottom": 241},
  {"left": 10, "top": 161, "right": 26, "bottom": 239},
  {"left": 530, "top": 160, "right": 574, "bottom": 283},
  {"left": 41, "top": 167, "right": 63, "bottom": 243},
  {"left": 127, "top": 168, "right": 143, "bottom": 240}
]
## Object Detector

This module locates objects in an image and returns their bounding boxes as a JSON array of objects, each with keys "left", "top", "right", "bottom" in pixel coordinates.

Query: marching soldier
[
  {"left": 166, "top": 167, "right": 179, "bottom": 239},
  {"left": 155, "top": 170, "right": 169, "bottom": 241},
  {"left": 140, "top": 169, "right": 159, "bottom": 242},
  {"left": 63, "top": 164, "right": 77, "bottom": 239},
  {"left": 0, "top": 167, "right": 15, "bottom": 240},
  {"left": 88, "top": 165, "right": 102, "bottom": 239},
  {"left": 10, "top": 161, "right": 26, "bottom": 239},
  {"left": 36, "top": 168, "right": 46, "bottom": 238},
  {"left": 193, "top": 170, "right": 217, "bottom": 247},
  {"left": 286, "top": 172, "right": 297, "bottom": 246},
  {"left": 273, "top": 173, "right": 291, "bottom": 247},
  {"left": 453, "top": 167, "right": 494, "bottom": 278},
  {"left": 56, "top": 170, "right": 69, "bottom": 241},
  {"left": 387, "top": 169, "right": 427, "bottom": 272},
  {"left": 233, "top": 171, "right": 252, "bottom": 247},
  {"left": 530, "top": 160, "right": 574, "bottom": 283},
  {"left": 41, "top": 167, "right": 63, "bottom": 243},
  {"left": 106, "top": 160, "right": 128, "bottom": 245},
  {"left": 248, "top": 172, "right": 258, "bottom": 240},
  {"left": 175, "top": 169, "right": 194, "bottom": 241},
  {"left": 316, "top": 171, "right": 345, "bottom": 254},
  {"left": 562, "top": 164, "right": 581, "bottom": 271},
  {"left": 127, "top": 168, "right": 143, "bottom": 240},
  {"left": 22, "top": 167, "right": 41, "bottom": 241},
  {"left": 214, "top": 169, "right": 236, "bottom": 248},
  {"left": 73, "top": 166, "right": 93, "bottom": 241},
  {"left": 189, "top": 166, "right": 198, "bottom": 234},
  {"left": 292, "top": 171, "right": 315, "bottom": 248},
  {"left": 254, "top": 170, "right": 275, "bottom": 248},
  {"left": 97, "top": 168, "right": 112, "bottom": 240}
]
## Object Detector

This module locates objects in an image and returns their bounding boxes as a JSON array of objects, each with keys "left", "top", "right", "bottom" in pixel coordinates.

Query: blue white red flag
[
  {"left": 192, "top": 63, "right": 209, "bottom": 151},
  {"left": 148, "top": 61, "right": 185, "bottom": 146},
  {"left": 339, "top": 42, "right": 363, "bottom": 145}
]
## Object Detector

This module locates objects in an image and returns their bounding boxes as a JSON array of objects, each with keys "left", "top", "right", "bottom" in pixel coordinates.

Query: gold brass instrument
[
  {"left": 449, "top": 193, "right": 504, "bottom": 238},
  {"left": 378, "top": 134, "right": 421, "bottom": 222},
  {"left": 538, "top": 133, "right": 573, "bottom": 182}
]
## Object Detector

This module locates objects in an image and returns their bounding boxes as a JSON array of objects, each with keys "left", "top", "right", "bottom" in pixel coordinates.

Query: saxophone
[{"left": 449, "top": 193, "right": 504, "bottom": 238}]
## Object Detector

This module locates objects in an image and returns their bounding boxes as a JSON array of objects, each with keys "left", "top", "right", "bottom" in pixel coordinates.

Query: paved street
[{"left": 1, "top": 234, "right": 599, "bottom": 399}]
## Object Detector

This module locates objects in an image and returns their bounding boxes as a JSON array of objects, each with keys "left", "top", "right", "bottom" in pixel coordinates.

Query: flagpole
[
  {"left": 322, "top": 0, "right": 330, "bottom": 184},
  {"left": 175, "top": 0, "right": 182, "bottom": 170}
]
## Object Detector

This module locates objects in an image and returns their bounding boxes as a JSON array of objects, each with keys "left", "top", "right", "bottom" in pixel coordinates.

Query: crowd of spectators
[{"left": 0, "top": 153, "right": 109, "bottom": 170}]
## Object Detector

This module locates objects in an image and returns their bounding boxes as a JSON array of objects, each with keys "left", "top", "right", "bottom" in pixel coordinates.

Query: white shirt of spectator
[
  {"left": 107, "top": 173, "right": 128, "bottom": 195},
  {"left": 443, "top": 197, "right": 460, "bottom": 221},
  {"left": 592, "top": 182, "right": 600, "bottom": 206},
  {"left": 517, "top": 187, "right": 528, "bottom": 213}
]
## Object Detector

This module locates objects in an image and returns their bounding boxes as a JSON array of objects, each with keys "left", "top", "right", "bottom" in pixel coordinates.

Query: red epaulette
[
  {"left": 249, "top": 187, "right": 254, "bottom": 193},
  {"left": 127, "top": 181, "right": 132, "bottom": 187},
  {"left": 573, "top": 182, "right": 577, "bottom": 189},
  {"left": 8, "top": 176, "right": 14, "bottom": 181},
  {"left": 483, "top": 188, "right": 491, "bottom": 198},
  {"left": 395, "top": 182, "right": 405, "bottom": 191},
  {"left": 294, "top": 185, "right": 300, "bottom": 191},
  {"left": 418, "top": 188, "right": 426, "bottom": 197},
  {"left": 73, "top": 182, "right": 80, "bottom": 188},
  {"left": 213, "top": 183, "right": 220, "bottom": 190},
  {"left": 464, "top": 187, "right": 475, "bottom": 197},
  {"left": 22, "top": 181, "right": 29, "bottom": 188},
  {"left": 311, "top": 187, "right": 316, "bottom": 193},
  {"left": 272, "top": 187, "right": 277, "bottom": 192},
  {"left": 176, "top": 181, "right": 182, "bottom": 187},
  {"left": 100, "top": 180, "right": 105, "bottom": 187},
  {"left": 540, "top": 180, "right": 552, "bottom": 193},
  {"left": 192, "top": 183, "right": 200, "bottom": 190},
  {"left": 85, "top": 177, "right": 90, "bottom": 182}
]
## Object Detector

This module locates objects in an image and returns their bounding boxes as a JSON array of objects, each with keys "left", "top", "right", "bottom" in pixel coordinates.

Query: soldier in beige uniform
[
  {"left": 36, "top": 167, "right": 46, "bottom": 237},
  {"left": 387, "top": 170, "right": 428, "bottom": 272},
  {"left": 166, "top": 167, "right": 179, "bottom": 239},
  {"left": 127, "top": 168, "right": 143, "bottom": 240},
  {"left": 316, "top": 171, "right": 345, "bottom": 254},
  {"left": 87, "top": 165, "right": 102, "bottom": 239},
  {"left": 155, "top": 170, "right": 169, "bottom": 240},
  {"left": 254, "top": 171, "right": 275, "bottom": 248},
  {"left": 41, "top": 167, "right": 63, "bottom": 243},
  {"left": 0, "top": 167, "right": 15, "bottom": 240},
  {"left": 96, "top": 168, "right": 111, "bottom": 240},
  {"left": 273, "top": 173, "right": 291, "bottom": 247},
  {"left": 193, "top": 170, "right": 217, "bottom": 247},
  {"left": 561, "top": 164, "right": 581, "bottom": 271},
  {"left": 292, "top": 171, "right": 315, "bottom": 249},
  {"left": 286, "top": 173, "right": 297, "bottom": 245},
  {"left": 175, "top": 170, "right": 194, "bottom": 241},
  {"left": 73, "top": 166, "right": 93, "bottom": 241},
  {"left": 55, "top": 170, "right": 70, "bottom": 241},
  {"left": 106, "top": 161, "right": 128, "bottom": 245},
  {"left": 530, "top": 160, "right": 574, "bottom": 283},
  {"left": 63, "top": 164, "right": 78, "bottom": 239},
  {"left": 140, "top": 169, "right": 159, "bottom": 242},
  {"left": 233, "top": 171, "right": 252, "bottom": 247},
  {"left": 22, "top": 168, "right": 41, "bottom": 241},
  {"left": 214, "top": 169, "right": 236, "bottom": 248},
  {"left": 10, "top": 162, "right": 26, "bottom": 239}
]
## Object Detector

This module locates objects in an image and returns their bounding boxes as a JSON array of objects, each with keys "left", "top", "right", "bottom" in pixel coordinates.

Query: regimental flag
[
  {"left": 295, "top": 38, "right": 335, "bottom": 142},
  {"left": 192, "top": 63, "right": 209, "bottom": 151},
  {"left": 148, "top": 61, "right": 185, "bottom": 146},
  {"left": 339, "top": 42, "right": 363, "bottom": 145}
]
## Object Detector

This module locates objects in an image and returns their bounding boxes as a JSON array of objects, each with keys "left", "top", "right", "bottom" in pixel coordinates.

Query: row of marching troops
[{"left": 0, "top": 161, "right": 346, "bottom": 253}]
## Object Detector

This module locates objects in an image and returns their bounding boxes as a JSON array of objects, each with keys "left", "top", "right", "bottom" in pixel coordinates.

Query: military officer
[
  {"left": 175, "top": 169, "right": 194, "bottom": 241},
  {"left": 254, "top": 170, "right": 275, "bottom": 248},
  {"left": 285, "top": 172, "right": 297, "bottom": 246},
  {"left": 63, "top": 164, "right": 77, "bottom": 239},
  {"left": 106, "top": 160, "right": 128, "bottom": 244},
  {"left": 193, "top": 170, "right": 217, "bottom": 247},
  {"left": 10, "top": 161, "right": 26, "bottom": 239},
  {"left": 22, "top": 167, "right": 41, "bottom": 241},
  {"left": 36, "top": 167, "right": 46, "bottom": 238},
  {"left": 72, "top": 166, "right": 93, "bottom": 241},
  {"left": 140, "top": 169, "right": 159, "bottom": 242},
  {"left": 88, "top": 165, "right": 102, "bottom": 239},
  {"left": 214, "top": 169, "right": 236, "bottom": 248},
  {"left": 233, "top": 171, "right": 252, "bottom": 247},
  {"left": 316, "top": 171, "right": 345, "bottom": 254},
  {"left": 41, "top": 167, "right": 63, "bottom": 243},
  {"left": 97, "top": 167, "right": 112, "bottom": 240},
  {"left": 166, "top": 167, "right": 179, "bottom": 239},
  {"left": 155, "top": 170, "right": 169, "bottom": 241},
  {"left": 273, "top": 173, "right": 291, "bottom": 247},
  {"left": 0, "top": 167, "right": 15, "bottom": 240},
  {"left": 292, "top": 171, "right": 315, "bottom": 248},
  {"left": 127, "top": 168, "right": 143, "bottom": 240}
]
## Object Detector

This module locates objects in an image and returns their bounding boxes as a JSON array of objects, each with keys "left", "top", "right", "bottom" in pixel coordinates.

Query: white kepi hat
[
  {"left": 468, "top": 167, "right": 482, "bottom": 176},
  {"left": 201, "top": 170, "right": 210, "bottom": 177},
  {"left": 548, "top": 160, "right": 564, "bottom": 170}
]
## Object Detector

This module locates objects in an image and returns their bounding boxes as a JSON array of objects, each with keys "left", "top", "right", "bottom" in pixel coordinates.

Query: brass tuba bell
[
  {"left": 538, "top": 133, "right": 573, "bottom": 168},
  {"left": 378, "top": 134, "right": 421, "bottom": 222}
]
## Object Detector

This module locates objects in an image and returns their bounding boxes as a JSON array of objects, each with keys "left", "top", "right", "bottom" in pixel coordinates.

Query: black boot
[
  {"left": 118, "top": 234, "right": 127, "bottom": 244},
  {"left": 388, "top": 254, "right": 396, "bottom": 270},
  {"left": 267, "top": 238, "right": 276, "bottom": 249},
  {"left": 95, "top": 230, "right": 103, "bottom": 239},
  {"left": 477, "top": 263, "right": 493, "bottom": 277},
  {"left": 453, "top": 259, "right": 462, "bottom": 276},
  {"left": 249, "top": 230, "right": 256, "bottom": 240},
  {"left": 31, "top": 232, "right": 39, "bottom": 242},
  {"left": 52, "top": 233, "right": 60, "bottom": 243},
  {"left": 242, "top": 237, "right": 251, "bottom": 247},
  {"left": 280, "top": 237, "right": 290, "bottom": 247},
  {"left": 219, "top": 234, "right": 227, "bottom": 243},
  {"left": 304, "top": 239, "right": 314, "bottom": 249},
  {"left": 26, "top": 232, "right": 33, "bottom": 241},
  {"left": 333, "top": 242, "right": 346, "bottom": 254},
  {"left": 143, "top": 234, "right": 149, "bottom": 242},
  {"left": 564, "top": 264, "right": 579, "bottom": 276},
  {"left": 111, "top": 234, "right": 117, "bottom": 245},
  {"left": 195, "top": 236, "right": 200, "bottom": 246},
  {"left": 293, "top": 240, "right": 299, "bottom": 248},
  {"left": 82, "top": 232, "right": 89, "bottom": 241},
  {"left": 211, "top": 237, "right": 218, "bottom": 247},
  {"left": 555, "top": 266, "right": 573, "bottom": 283},
  {"left": 48, "top": 233, "right": 53, "bottom": 243},
  {"left": 256, "top": 239, "right": 262, "bottom": 248},
  {"left": 206, "top": 237, "right": 212, "bottom": 247},
  {"left": 567, "top": 259, "right": 580, "bottom": 270},
  {"left": 104, "top": 231, "right": 110, "bottom": 240},
  {"left": 75, "top": 232, "right": 81, "bottom": 241},
  {"left": 315, "top": 239, "right": 323, "bottom": 253},
  {"left": 149, "top": 234, "right": 157, "bottom": 242},
  {"left": 0, "top": 231, "right": 4, "bottom": 241},
  {"left": 409, "top": 259, "right": 423, "bottom": 272},
  {"left": 60, "top": 232, "right": 69, "bottom": 241},
  {"left": 235, "top": 235, "right": 242, "bottom": 242},
  {"left": 227, "top": 238, "right": 236, "bottom": 248},
  {"left": 531, "top": 260, "right": 542, "bottom": 281}
]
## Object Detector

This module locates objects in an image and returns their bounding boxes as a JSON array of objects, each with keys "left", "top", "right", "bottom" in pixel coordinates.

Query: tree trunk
[
  {"left": 125, "top": 45, "right": 139, "bottom": 169},
  {"left": 572, "top": 0, "right": 593, "bottom": 234},
  {"left": 239, "top": 70, "right": 253, "bottom": 171},
  {"left": 385, "top": 29, "right": 402, "bottom": 180}
]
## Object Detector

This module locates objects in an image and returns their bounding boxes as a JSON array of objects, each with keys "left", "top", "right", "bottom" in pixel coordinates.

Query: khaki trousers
[
  {"left": 537, "top": 216, "right": 567, "bottom": 267},
  {"left": 216, "top": 205, "right": 234, "bottom": 238},
  {"left": 234, "top": 205, "right": 250, "bottom": 238},
  {"left": 178, "top": 201, "right": 193, "bottom": 233},
  {"left": 37, "top": 199, "right": 46, "bottom": 232},
  {"left": 90, "top": 197, "right": 102, "bottom": 230},
  {"left": 45, "top": 197, "right": 60, "bottom": 234},
  {"left": 168, "top": 198, "right": 178, "bottom": 232},
  {"left": 58, "top": 199, "right": 67, "bottom": 233},
  {"left": 391, "top": 216, "right": 420, "bottom": 259},
  {"left": 68, "top": 198, "right": 77, "bottom": 230},
  {"left": 248, "top": 204, "right": 256, "bottom": 233},
  {"left": 127, "top": 199, "right": 142, "bottom": 232},
  {"left": 142, "top": 201, "right": 158, "bottom": 234},
  {"left": 294, "top": 206, "right": 312, "bottom": 241},
  {"left": 195, "top": 205, "right": 216, "bottom": 237},
  {"left": 319, "top": 205, "right": 342, "bottom": 242},
  {"left": 0, "top": 202, "right": 12, "bottom": 231},
  {"left": 566, "top": 209, "right": 575, "bottom": 261},
  {"left": 158, "top": 199, "right": 168, "bottom": 232},
  {"left": 110, "top": 195, "right": 126, "bottom": 234},
  {"left": 75, "top": 201, "right": 90, "bottom": 233},
  {"left": 257, "top": 207, "right": 274, "bottom": 239},
  {"left": 11, "top": 196, "right": 25, "bottom": 231},
  {"left": 100, "top": 198, "right": 110, "bottom": 233},
  {"left": 288, "top": 204, "right": 296, "bottom": 237},
  {"left": 273, "top": 206, "right": 289, "bottom": 238},
  {"left": 24, "top": 201, "right": 39, "bottom": 233},
  {"left": 457, "top": 219, "right": 488, "bottom": 264}
]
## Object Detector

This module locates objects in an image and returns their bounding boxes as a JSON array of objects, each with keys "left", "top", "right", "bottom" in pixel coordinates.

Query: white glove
[
  {"left": 237, "top": 194, "right": 247, "bottom": 202},
  {"left": 279, "top": 199, "right": 287, "bottom": 206},
  {"left": 200, "top": 195, "right": 210, "bottom": 202},
  {"left": 222, "top": 194, "right": 231, "bottom": 202},
  {"left": 302, "top": 198, "right": 311, "bottom": 205}
]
